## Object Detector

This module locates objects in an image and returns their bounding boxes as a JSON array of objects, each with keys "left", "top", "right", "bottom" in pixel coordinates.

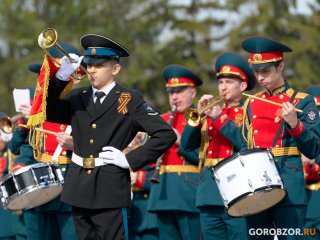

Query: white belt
[{"left": 72, "top": 153, "right": 105, "bottom": 169}]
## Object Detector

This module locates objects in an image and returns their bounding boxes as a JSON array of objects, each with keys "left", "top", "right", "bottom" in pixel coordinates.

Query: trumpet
[
  {"left": 0, "top": 114, "right": 23, "bottom": 134},
  {"left": 38, "top": 28, "right": 92, "bottom": 79},
  {"left": 185, "top": 96, "right": 225, "bottom": 127}
]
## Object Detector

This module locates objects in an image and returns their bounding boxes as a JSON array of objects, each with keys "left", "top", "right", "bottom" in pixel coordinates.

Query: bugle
[
  {"left": 185, "top": 96, "right": 224, "bottom": 127},
  {"left": 150, "top": 104, "right": 177, "bottom": 184},
  {"left": 38, "top": 28, "right": 92, "bottom": 79}
]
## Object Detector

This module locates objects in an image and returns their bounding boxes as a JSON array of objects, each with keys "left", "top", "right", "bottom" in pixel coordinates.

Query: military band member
[
  {"left": 180, "top": 52, "right": 255, "bottom": 240},
  {"left": 44, "top": 34, "right": 176, "bottom": 240},
  {"left": 302, "top": 85, "right": 320, "bottom": 239},
  {"left": 147, "top": 64, "right": 202, "bottom": 240},
  {"left": 7, "top": 87, "right": 41, "bottom": 240},
  {"left": 241, "top": 36, "right": 320, "bottom": 240},
  {"left": 0, "top": 111, "right": 26, "bottom": 240}
]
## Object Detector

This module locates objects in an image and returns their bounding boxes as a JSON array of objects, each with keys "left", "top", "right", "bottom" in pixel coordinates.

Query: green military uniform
[
  {"left": 303, "top": 86, "right": 320, "bottom": 239},
  {"left": 241, "top": 36, "right": 320, "bottom": 240},
  {"left": 180, "top": 52, "right": 256, "bottom": 240},
  {"left": 8, "top": 126, "right": 41, "bottom": 240},
  {"left": 129, "top": 165, "right": 159, "bottom": 240},
  {"left": 0, "top": 111, "right": 27, "bottom": 240},
  {"left": 147, "top": 65, "right": 202, "bottom": 240}
]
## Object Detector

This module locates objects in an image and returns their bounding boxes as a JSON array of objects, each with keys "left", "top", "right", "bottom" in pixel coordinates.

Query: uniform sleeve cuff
[
  {"left": 212, "top": 113, "right": 229, "bottom": 129},
  {"left": 287, "top": 120, "right": 305, "bottom": 137},
  {"left": 135, "top": 170, "right": 146, "bottom": 189}
]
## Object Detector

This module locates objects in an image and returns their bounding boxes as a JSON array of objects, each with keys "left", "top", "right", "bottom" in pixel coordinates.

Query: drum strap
[{"left": 271, "top": 90, "right": 297, "bottom": 148}]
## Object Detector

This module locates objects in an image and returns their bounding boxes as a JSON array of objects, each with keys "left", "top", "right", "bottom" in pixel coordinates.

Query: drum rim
[
  {"left": 213, "top": 148, "right": 270, "bottom": 170},
  {"left": 4, "top": 183, "right": 63, "bottom": 210},
  {"left": 0, "top": 162, "right": 57, "bottom": 183},
  {"left": 226, "top": 185, "right": 287, "bottom": 217}
]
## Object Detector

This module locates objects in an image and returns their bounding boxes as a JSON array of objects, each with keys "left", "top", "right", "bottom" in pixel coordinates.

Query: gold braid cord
[
  {"left": 241, "top": 97, "right": 255, "bottom": 149},
  {"left": 118, "top": 92, "right": 131, "bottom": 114},
  {"left": 198, "top": 120, "right": 209, "bottom": 171},
  {"left": 28, "top": 128, "right": 44, "bottom": 161}
]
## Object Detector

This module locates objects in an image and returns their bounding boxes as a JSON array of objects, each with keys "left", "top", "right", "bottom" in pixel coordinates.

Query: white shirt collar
[{"left": 92, "top": 81, "right": 116, "bottom": 102}]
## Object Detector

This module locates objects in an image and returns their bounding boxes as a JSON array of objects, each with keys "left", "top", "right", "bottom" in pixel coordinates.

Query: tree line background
[{"left": 0, "top": 0, "right": 319, "bottom": 115}]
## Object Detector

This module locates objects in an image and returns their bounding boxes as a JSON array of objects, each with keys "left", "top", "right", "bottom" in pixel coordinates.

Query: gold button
[
  {"left": 279, "top": 95, "right": 284, "bottom": 99},
  {"left": 256, "top": 146, "right": 260, "bottom": 148},
  {"left": 275, "top": 116, "right": 280, "bottom": 123},
  {"left": 262, "top": 95, "right": 266, "bottom": 98},
  {"left": 253, "top": 115, "right": 257, "bottom": 119},
  {"left": 234, "top": 108, "right": 238, "bottom": 112},
  {"left": 254, "top": 130, "right": 258, "bottom": 134},
  {"left": 250, "top": 99, "right": 255, "bottom": 102},
  {"left": 143, "top": 193, "right": 148, "bottom": 199},
  {"left": 226, "top": 150, "right": 230, "bottom": 154},
  {"left": 177, "top": 172, "right": 181, "bottom": 176},
  {"left": 275, "top": 159, "right": 278, "bottom": 163},
  {"left": 209, "top": 136, "right": 212, "bottom": 140},
  {"left": 62, "top": 151, "right": 66, "bottom": 156},
  {"left": 87, "top": 170, "right": 92, "bottom": 174},
  {"left": 60, "top": 125, "right": 65, "bottom": 131},
  {"left": 89, "top": 139, "right": 94, "bottom": 144},
  {"left": 90, "top": 155, "right": 94, "bottom": 158},
  {"left": 61, "top": 167, "right": 66, "bottom": 172},
  {"left": 209, "top": 126, "right": 213, "bottom": 130},
  {"left": 275, "top": 145, "right": 279, "bottom": 148},
  {"left": 208, "top": 151, "right": 212, "bottom": 154},
  {"left": 92, "top": 124, "right": 97, "bottom": 129}
]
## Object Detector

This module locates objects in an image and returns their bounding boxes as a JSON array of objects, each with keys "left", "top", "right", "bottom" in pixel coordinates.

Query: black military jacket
[{"left": 46, "top": 78, "right": 176, "bottom": 209}]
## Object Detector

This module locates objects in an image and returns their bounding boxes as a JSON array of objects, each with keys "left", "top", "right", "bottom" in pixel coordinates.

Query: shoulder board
[{"left": 286, "top": 88, "right": 308, "bottom": 99}]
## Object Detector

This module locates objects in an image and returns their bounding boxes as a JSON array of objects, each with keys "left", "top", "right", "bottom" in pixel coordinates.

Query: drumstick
[
  {"left": 242, "top": 93, "right": 303, "bottom": 113},
  {"left": 19, "top": 124, "right": 58, "bottom": 136}
]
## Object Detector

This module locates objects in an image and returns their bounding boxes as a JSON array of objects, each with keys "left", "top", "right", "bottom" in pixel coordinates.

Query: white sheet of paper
[{"left": 13, "top": 88, "right": 30, "bottom": 112}]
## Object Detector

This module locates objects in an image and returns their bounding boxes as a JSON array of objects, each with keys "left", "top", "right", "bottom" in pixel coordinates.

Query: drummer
[
  {"left": 7, "top": 87, "right": 42, "bottom": 240},
  {"left": 241, "top": 36, "right": 320, "bottom": 239},
  {"left": 179, "top": 52, "right": 255, "bottom": 240},
  {"left": 0, "top": 111, "right": 27, "bottom": 239}
]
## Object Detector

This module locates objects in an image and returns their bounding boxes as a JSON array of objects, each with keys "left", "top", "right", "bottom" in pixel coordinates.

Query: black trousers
[{"left": 72, "top": 206, "right": 127, "bottom": 240}]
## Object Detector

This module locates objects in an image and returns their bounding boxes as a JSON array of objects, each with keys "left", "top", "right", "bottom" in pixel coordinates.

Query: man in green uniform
[
  {"left": 147, "top": 64, "right": 202, "bottom": 240},
  {"left": 241, "top": 36, "right": 320, "bottom": 240},
  {"left": 180, "top": 52, "right": 255, "bottom": 240}
]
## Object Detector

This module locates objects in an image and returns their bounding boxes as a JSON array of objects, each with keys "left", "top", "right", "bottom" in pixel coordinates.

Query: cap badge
[
  {"left": 171, "top": 78, "right": 179, "bottom": 84},
  {"left": 253, "top": 53, "right": 262, "bottom": 62},
  {"left": 91, "top": 48, "right": 96, "bottom": 55},
  {"left": 222, "top": 66, "right": 231, "bottom": 73}
]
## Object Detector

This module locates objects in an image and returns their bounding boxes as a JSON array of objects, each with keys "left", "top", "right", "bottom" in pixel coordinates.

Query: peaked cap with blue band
[
  {"left": 215, "top": 52, "right": 256, "bottom": 91},
  {"left": 163, "top": 64, "right": 202, "bottom": 92},
  {"left": 306, "top": 85, "right": 320, "bottom": 106},
  {"left": 242, "top": 36, "right": 292, "bottom": 70},
  {"left": 81, "top": 34, "right": 130, "bottom": 64}
]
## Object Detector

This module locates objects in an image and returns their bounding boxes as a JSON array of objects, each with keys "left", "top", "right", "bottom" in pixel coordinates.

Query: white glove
[
  {"left": 99, "top": 146, "right": 130, "bottom": 169},
  {"left": 56, "top": 54, "right": 84, "bottom": 81}
]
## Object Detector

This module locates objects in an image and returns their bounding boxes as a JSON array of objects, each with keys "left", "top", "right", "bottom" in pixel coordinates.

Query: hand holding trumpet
[
  {"left": 56, "top": 54, "right": 84, "bottom": 81},
  {"left": 198, "top": 94, "right": 223, "bottom": 120}
]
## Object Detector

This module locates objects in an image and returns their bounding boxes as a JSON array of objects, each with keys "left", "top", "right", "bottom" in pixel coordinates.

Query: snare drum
[
  {"left": 212, "top": 148, "right": 287, "bottom": 217},
  {"left": 0, "top": 162, "right": 64, "bottom": 210}
]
